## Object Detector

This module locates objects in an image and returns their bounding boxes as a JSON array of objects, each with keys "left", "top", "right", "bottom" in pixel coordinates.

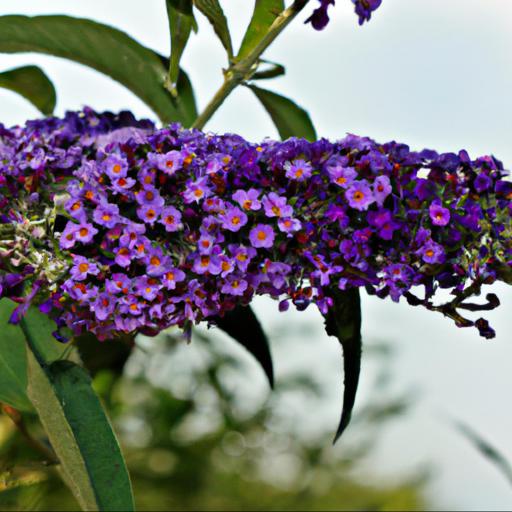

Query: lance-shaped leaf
[
  {"left": 238, "top": 0, "right": 284, "bottom": 59},
  {"left": 21, "top": 310, "right": 134, "bottom": 511},
  {"left": 166, "top": 0, "right": 197, "bottom": 96},
  {"left": 248, "top": 84, "right": 317, "bottom": 141},
  {"left": 0, "top": 15, "right": 197, "bottom": 126},
  {"left": 452, "top": 419, "right": 512, "bottom": 487},
  {"left": 0, "top": 65, "right": 56, "bottom": 115},
  {"left": 193, "top": 0, "right": 233, "bottom": 58},
  {"left": 214, "top": 305, "right": 274, "bottom": 388},
  {"left": 323, "top": 288, "right": 362, "bottom": 443},
  {"left": 0, "top": 299, "right": 33, "bottom": 412}
]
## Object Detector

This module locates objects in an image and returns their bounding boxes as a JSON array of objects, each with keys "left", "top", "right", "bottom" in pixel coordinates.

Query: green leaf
[
  {"left": 248, "top": 84, "right": 317, "bottom": 141},
  {"left": 0, "top": 65, "right": 56, "bottom": 115},
  {"left": 452, "top": 419, "right": 512, "bottom": 487},
  {"left": 214, "top": 305, "right": 274, "bottom": 388},
  {"left": 0, "top": 300, "right": 33, "bottom": 412},
  {"left": 323, "top": 288, "right": 362, "bottom": 443},
  {"left": 166, "top": 0, "right": 197, "bottom": 96},
  {"left": 238, "top": 0, "right": 284, "bottom": 60},
  {"left": 0, "top": 15, "right": 197, "bottom": 126},
  {"left": 251, "top": 60, "right": 286, "bottom": 81},
  {"left": 27, "top": 353, "right": 134, "bottom": 511},
  {"left": 193, "top": 0, "right": 233, "bottom": 58}
]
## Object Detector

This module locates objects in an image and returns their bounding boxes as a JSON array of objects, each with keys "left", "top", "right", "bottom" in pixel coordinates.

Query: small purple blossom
[
  {"left": 219, "top": 206, "right": 248, "bottom": 232},
  {"left": 345, "top": 181, "right": 375, "bottom": 211},
  {"left": 232, "top": 189, "right": 261, "bottom": 211},
  {"left": 373, "top": 175, "right": 392, "bottom": 206},
  {"left": 429, "top": 203, "right": 451, "bottom": 226},
  {"left": 70, "top": 256, "right": 100, "bottom": 281},
  {"left": 249, "top": 224, "right": 275, "bottom": 249},
  {"left": 160, "top": 206, "right": 183, "bottom": 232},
  {"left": 262, "top": 193, "right": 293, "bottom": 218},
  {"left": 93, "top": 202, "right": 120, "bottom": 228},
  {"left": 284, "top": 159, "right": 313, "bottom": 181}
]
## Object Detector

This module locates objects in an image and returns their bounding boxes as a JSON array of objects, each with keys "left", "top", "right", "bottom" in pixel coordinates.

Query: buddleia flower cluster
[
  {"left": 306, "top": 0, "right": 383, "bottom": 30},
  {"left": 0, "top": 109, "right": 511, "bottom": 341}
]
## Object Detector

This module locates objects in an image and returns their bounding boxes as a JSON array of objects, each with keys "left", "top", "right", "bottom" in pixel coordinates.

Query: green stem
[{"left": 192, "top": 0, "right": 309, "bottom": 130}]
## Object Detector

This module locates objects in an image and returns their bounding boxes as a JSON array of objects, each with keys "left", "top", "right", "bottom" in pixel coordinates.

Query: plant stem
[
  {"left": 2, "top": 404, "right": 58, "bottom": 465},
  {"left": 192, "top": 0, "right": 309, "bottom": 130}
]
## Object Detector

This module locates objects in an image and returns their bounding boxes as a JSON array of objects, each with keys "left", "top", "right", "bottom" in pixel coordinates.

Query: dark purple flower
[
  {"left": 474, "top": 173, "right": 492, "bottom": 193},
  {"left": 305, "top": 0, "right": 335, "bottom": 30},
  {"left": 353, "top": 0, "right": 383, "bottom": 26},
  {"left": 429, "top": 203, "right": 450, "bottom": 226}
]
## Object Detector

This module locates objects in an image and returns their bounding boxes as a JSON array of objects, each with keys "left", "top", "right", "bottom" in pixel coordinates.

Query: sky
[{"left": 1, "top": 1, "right": 512, "bottom": 509}]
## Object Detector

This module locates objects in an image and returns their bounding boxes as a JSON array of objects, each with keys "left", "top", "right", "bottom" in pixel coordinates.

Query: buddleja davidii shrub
[{"left": 1, "top": 111, "right": 511, "bottom": 343}]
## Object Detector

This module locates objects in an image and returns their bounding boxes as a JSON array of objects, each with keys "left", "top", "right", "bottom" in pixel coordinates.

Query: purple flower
[
  {"left": 134, "top": 276, "right": 161, "bottom": 301},
  {"left": 150, "top": 150, "right": 183, "bottom": 175},
  {"left": 249, "top": 224, "right": 275, "bottom": 249},
  {"left": 75, "top": 222, "right": 99, "bottom": 244},
  {"left": 192, "top": 254, "right": 222, "bottom": 275},
  {"left": 278, "top": 217, "right": 302, "bottom": 234},
  {"left": 137, "top": 204, "right": 160, "bottom": 225},
  {"left": 159, "top": 206, "right": 183, "bottom": 232},
  {"left": 219, "top": 256, "right": 235, "bottom": 277},
  {"left": 93, "top": 293, "right": 116, "bottom": 321},
  {"left": 221, "top": 275, "right": 248, "bottom": 296},
  {"left": 429, "top": 203, "right": 450, "bottom": 226},
  {"left": 232, "top": 189, "right": 261, "bottom": 211},
  {"left": 65, "top": 197, "right": 86, "bottom": 221},
  {"left": 353, "top": 0, "right": 382, "bottom": 25},
  {"left": 106, "top": 274, "right": 131, "bottom": 295},
  {"left": 135, "top": 185, "right": 165, "bottom": 207},
  {"left": 93, "top": 202, "right": 120, "bottom": 228},
  {"left": 112, "top": 176, "right": 136, "bottom": 194},
  {"left": 474, "top": 173, "right": 492, "bottom": 193},
  {"left": 262, "top": 193, "right": 293, "bottom": 218},
  {"left": 345, "top": 181, "right": 375, "bottom": 210},
  {"left": 328, "top": 167, "right": 357, "bottom": 189},
  {"left": 115, "top": 246, "right": 133, "bottom": 268},
  {"left": 284, "top": 159, "right": 313, "bottom": 181},
  {"left": 146, "top": 248, "right": 171, "bottom": 276},
  {"left": 60, "top": 222, "right": 78, "bottom": 249},
  {"left": 420, "top": 240, "right": 446, "bottom": 264},
  {"left": 373, "top": 175, "right": 392, "bottom": 205},
  {"left": 103, "top": 155, "right": 128, "bottom": 179},
  {"left": 367, "top": 209, "right": 398, "bottom": 240},
  {"left": 70, "top": 256, "right": 100, "bottom": 281},
  {"left": 229, "top": 244, "right": 257, "bottom": 272},
  {"left": 183, "top": 177, "right": 212, "bottom": 204},
  {"left": 197, "top": 234, "right": 216, "bottom": 254},
  {"left": 219, "top": 206, "right": 248, "bottom": 232},
  {"left": 162, "top": 267, "right": 186, "bottom": 290},
  {"left": 305, "top": 0, "right": 335, "bottom": 30}
]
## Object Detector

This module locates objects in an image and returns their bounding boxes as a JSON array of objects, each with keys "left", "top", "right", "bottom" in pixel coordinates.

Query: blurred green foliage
[{"left": 0, "top": 328, "right": 427, "bottom": 511}]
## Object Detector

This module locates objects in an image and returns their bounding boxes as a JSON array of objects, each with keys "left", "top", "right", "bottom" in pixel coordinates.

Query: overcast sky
[{"left": 1, "top": 1, "right": 512, "bottom": 509}]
